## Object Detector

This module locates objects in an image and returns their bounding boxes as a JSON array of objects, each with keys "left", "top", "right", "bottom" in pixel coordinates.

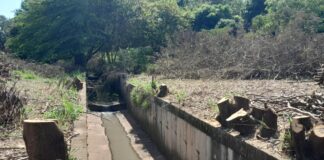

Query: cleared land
[{"left": 129, "top": 74, "right": 323, "bottom": 158}]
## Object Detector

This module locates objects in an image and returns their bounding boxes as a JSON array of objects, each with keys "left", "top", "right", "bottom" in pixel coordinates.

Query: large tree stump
[
  {"left": 309, "top": 125, "right": 324, "bottom": 160},
  {"left": 260, "top": 108, "right": 278, "bottom": 138},
  {"left": 23, "top": 120, "right": 68, "bottom": 160},
  {"left": 290, "top": 118, "right": 306, "bottom": 160}
]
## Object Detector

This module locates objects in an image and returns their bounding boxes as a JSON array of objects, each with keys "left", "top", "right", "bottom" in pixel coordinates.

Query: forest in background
[{"left": 0, "top": 0, "right": 323, "bottom": 79}]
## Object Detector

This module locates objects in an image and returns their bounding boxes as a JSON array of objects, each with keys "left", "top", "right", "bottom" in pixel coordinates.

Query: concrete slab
[
  {"left": 71, "top": 83, "right": 87, "bottom": 160},
  {"left": 87, "top": 114, "right": 112, "bottom": 160}
]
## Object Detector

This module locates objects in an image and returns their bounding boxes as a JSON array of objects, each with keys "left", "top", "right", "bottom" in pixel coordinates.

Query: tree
[
  {"left": 243, "top": 0, "right": 266, "bottom": 30},
  {"left": 0, "top": 15, "right": 9, "bottom": 51},
  {"left": 6, "top": 0, "right": 142, "bottom": 66},
  {"left": 191, "top": 4, "right": 233, "bottom": 31},
  {"left": 251, "top": 0, "right": 324, "bottom": 34}
]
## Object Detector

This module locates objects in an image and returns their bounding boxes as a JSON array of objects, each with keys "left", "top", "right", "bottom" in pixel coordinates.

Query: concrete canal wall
[{"left": 120, "top": 80, "right": 279, "bottom": 160}]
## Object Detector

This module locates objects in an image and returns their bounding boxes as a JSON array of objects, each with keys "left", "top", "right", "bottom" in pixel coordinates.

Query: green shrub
[{"left": 130, "top": 83, "right": 155, "bottom": 109}]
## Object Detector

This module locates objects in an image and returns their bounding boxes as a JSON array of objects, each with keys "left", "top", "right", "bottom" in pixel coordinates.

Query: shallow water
[{"left": 101, "top": 112, "right": 140, "bottom": 160}]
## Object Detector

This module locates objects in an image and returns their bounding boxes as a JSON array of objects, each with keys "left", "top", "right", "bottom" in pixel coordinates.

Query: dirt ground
[{"left": 129, "top": 74, "right": 324, "bottom": 159}]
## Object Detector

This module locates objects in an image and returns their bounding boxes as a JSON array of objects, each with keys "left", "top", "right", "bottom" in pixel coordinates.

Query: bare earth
[{"left": 130, "top": 74, "right": 324, "bottom": 159}]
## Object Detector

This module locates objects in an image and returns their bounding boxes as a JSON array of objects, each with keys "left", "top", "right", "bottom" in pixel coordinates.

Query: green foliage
[
  {"left": 139, "top": 0, "right": 189, "bottom": 49},
  {"left": 117, "top": 47, "right": 154, "bottom": 73},
  {"left": 244, "top": 0, "right": 266, "bottom": 30},
  {"left": 13, "top": 70, "right": 39, "bottom": 80},
  {"left": 191, "top": 4, "right": 233, "bottom": 31},
  {"left": 130, "top": 82, "right": 155, "bottom": 109},
  {"left": 251, "top": 0, "right": 324, "bottom": 34}
]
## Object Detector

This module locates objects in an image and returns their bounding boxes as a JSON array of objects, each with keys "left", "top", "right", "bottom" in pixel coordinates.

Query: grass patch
[
  {"left": 13, "top": 70, "right": 39, "bottom": 80},
  {"left": 175, "top": 90, "right": 187, "bottom": 105},
  {"left": 44, "top": 88, "right": 81, "bottom": 124}
]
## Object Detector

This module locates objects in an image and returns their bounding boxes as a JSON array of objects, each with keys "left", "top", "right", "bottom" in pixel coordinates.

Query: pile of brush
[{"left": 314, "top": 64, "right": 324, "bottom": 86}]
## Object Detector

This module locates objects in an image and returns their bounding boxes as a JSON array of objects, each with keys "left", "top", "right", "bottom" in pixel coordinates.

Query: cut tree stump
[
  {"left": 157, "top": 84, "right": 168, "bottom": 97},
  {"left": 260, "top": 108, "right": 277, "bottom": 138},
  {"left": 309, "top": 125, "right": 324, "bottom": 160},
  {"left": 234, "top": 96, "right": 250, "bottom": 110},
  {"left": 216, "top": 98, "right": 236, "bottom": 127},
  {"left": 251, "top": 107, "right": 265, "bottom": 121},
  {"left": 23, "top": 120, "right": 67, "bottom": 160},
  {"left": 294, "top": 116, "right": 313, "bottom": 131},
  {"left": 290, "top": 118, "right": 306, "bottom": 160},
  {"left": 227, "top": 108, "right": 255, "bottom": 135}
]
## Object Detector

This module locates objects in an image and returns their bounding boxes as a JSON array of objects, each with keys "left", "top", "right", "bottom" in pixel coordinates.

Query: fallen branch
[{"left": 277, "top": 102, "right": 320, "bottom": 122}]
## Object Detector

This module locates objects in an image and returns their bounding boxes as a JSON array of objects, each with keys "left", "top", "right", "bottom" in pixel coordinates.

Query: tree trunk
[{"left": 23, "top": 120, "right": 67, "bottom": 160}]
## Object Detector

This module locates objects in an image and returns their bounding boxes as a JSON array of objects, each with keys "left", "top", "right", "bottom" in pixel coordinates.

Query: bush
[{"left": 130, "top": 82, "right": 155, "bottom": 109}]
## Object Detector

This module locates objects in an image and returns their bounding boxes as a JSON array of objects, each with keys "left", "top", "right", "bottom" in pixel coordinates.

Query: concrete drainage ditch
[{"left": 86, "top": 73, "right": 164, "bottom": 160}]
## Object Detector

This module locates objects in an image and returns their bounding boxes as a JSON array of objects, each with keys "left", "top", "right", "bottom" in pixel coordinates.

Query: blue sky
[{"left": 0, "top": 0, "right": 22, "bottom": 19}]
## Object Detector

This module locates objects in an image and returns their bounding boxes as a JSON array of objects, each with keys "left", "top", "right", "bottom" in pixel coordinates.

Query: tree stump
[
  {"left": 216, "top": 98, "right": 236, "bottom": 127},
  {"left": 226, "top": 108, "right": 255, "bottom": 135},
  {"left": 290, "top": 118, "right": 306, "bottom": 160},
  {"left": 234, "top": 96, "right": 250, "bottom": 110},
  {"left": 251, "top": 107, "right": 265, "bottom": 121},
  {"left": 23, "top": 120, "right": 67, "bottom": 160},
  {"left": 260, "top": 108, "right": 277, "bottom": 138},
  {"left": 309, "top": 125, "right": 324, "bottom": 160},
  {"left": 157, "top": 84, "right": 168, "bottom": 97}
]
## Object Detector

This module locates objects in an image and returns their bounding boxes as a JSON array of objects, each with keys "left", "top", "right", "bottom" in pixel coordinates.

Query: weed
[
  {"left": 13, "top": 70, "right": 39, "bottom": 80},
  {"left": 175, "top": 91, "right": 187, "bottom": 105},
  {"left": 207, "top": 99, "right": 219, "bottom": 113}
]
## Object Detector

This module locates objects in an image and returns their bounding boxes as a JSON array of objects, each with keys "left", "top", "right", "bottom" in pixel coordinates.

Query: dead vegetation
[
  {"left": 0, "top": 82, "right": 25, "bottom": 128},
  {"left": 156, "top": 16, "right": 324, "bottom": 80}
]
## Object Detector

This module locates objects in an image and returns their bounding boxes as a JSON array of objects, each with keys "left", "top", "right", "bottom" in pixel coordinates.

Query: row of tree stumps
[{"left": 216, "top": 96, "right": 324, "bottom": 160}]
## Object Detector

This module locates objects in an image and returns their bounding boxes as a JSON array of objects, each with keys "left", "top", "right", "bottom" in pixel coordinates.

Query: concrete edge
[{"left": 115, "top": 111, "right": 166, "bottom": 160}]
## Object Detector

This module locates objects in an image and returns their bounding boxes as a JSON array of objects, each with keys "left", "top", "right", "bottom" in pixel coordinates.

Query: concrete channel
[
  {"left": 86, "top": 73, "right": 164, "bottom": 160},
  {"left": 101, "top": 111, "right": 140, "bottom": 160}
]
